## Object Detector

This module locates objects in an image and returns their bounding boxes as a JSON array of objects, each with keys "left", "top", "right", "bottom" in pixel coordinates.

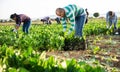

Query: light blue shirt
[{"left": 106, "top": 12, "right": 117, "bottom": 24}]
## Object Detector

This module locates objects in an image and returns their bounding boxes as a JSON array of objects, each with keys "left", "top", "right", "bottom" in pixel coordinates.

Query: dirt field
[{"left": 46, "top": 35, "right": 120, "bottom": 71}]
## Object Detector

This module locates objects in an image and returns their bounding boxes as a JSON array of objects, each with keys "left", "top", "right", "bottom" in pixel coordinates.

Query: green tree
[{"left": 93, "top": 12, "right": 99, "bottom": 18}]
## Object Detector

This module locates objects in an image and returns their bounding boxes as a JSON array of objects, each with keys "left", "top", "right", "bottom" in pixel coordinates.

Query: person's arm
[
  {"left": 61, "top": 17, "right": 67, "bottom": 32},
  {"left": 67, "top": 11, "right": 75, "bottom": 34},
  {"left": 15, "top": 17, "right": 21, "bottom": 30},
  {"left": 15, "top": 24, "right": 20, "bottom": 30},
  {"left": 87, "top": 12, "right": 89, "bottom": 16}
]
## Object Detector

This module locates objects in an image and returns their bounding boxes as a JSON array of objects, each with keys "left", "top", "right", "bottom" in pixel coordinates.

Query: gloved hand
[
  {"left": 106, "top": 25, "right": 109, "bottom": 29},
  {"left": 63, "top": 28, "right": 66, "bottom": 32},
  {"left": 109, "top": 26, "right": 112, "bottom": 29},
  {"left": 62, "top": 31, "right": 71, "bottom": 38},
  {"left": 12, "top": 28, "right": 17, "bottom": 33},
  {"left": 68, "top": 30, "right": 72, "bottom": 35}
]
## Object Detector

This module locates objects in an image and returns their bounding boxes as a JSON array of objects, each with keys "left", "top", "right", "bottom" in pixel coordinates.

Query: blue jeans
[
  {"left": 109, "top": 18, "right": 117, "bottom": 29},
  {"left": 23, "top": 20, "right": 31, "bottom": 34},
  {"left": 75, "top": 14, "right": 86, "bottom": 37}
]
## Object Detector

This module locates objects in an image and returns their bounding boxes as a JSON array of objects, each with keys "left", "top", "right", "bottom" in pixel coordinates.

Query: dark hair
[
  {"left": 10, "top": 13, "right": 18, "bottom": 19},
  {"left": 108, "top": 11, "right": 113, "bottom": 16}
]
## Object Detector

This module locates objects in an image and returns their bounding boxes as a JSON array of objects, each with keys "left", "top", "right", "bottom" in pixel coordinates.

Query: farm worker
[
  {"left": 10, "top": 13, "right": 31, "bottom": 34},
  {"left": 41, "top": 16, "right": 52, "bottom": 24},
  {"left": 85, "top": 8, "right": 89, "bottom": 24},
  {"left": 106, "top": 11, "right": 117, "bottom": 30},
  {"left": 56, "top": 4, "right": 86, "bottom": 37}
]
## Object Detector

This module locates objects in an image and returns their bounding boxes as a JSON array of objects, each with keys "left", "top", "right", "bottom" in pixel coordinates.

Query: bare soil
[{"left": 46, "top": 35, "right": 120, "bottom": 71}]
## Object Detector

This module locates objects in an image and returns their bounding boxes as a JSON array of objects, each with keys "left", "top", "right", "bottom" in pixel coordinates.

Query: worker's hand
[
  {"left": 59, "top": 31, "right": 69, "bottom": 38},
  {"left": 12, "top": 28, "right": 17, "bottom": 33},
  {"left": 109, "top": 26, "right": 112, "bottom": 29},
  {"left": 15, "top": 24, "right": 20, "bottom": 30},
  {"left": 63, "top": 31, "right": 71, "bottom": 38},
  {"left": 68, "top": 30, "right": 71, "bottom": 35},
  {"left": 106, "top": 25, "right": 109, "bottom": 29},
  {"left": 63, "top": 28, "right": 66, "bottom": 32}
]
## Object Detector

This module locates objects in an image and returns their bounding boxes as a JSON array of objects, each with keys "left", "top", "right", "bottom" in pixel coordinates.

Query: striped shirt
[{"left": 61, "top": 4, "right": 85, "bottom": 32}]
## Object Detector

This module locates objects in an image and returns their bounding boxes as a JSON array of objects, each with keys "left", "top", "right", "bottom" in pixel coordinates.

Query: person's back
[
  {"left": 44, "top": 16, "right": 51, "bottom": 24},
  {"left": 19, "top": 14, "right": 31, "bottom": 22},
  {"left": 41, "top": 16, "right": 51, "bottom": 24},
  {"left": 63, "top": 4, "right": 85, "bottom": 18},
  {"left": 44, "top": 16, "right": 49, "bottom": 21}
]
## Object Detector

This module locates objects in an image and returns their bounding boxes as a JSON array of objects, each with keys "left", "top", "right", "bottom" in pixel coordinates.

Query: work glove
[
  {"left": 106, "top": 25, "right": 109, "bottom": 29},
  {"left": 68, "top": 30, "right": 72, "bottom": 35},
  {"left": 63, "top": 28, "right": 66, "bottom": 32},
  {"left": 109, "top": 26, "right": 112, "bottom": 29},
  {"left": 62, "top": 31, "right": 71, "bottom": 38},
  {"left": 12, "top": 28, "right": 17, "bottom": 33}
]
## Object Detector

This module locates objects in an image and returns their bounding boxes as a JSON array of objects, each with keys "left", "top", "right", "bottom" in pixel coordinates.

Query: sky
[{"left": 0, "top": 0, "right": 120, "bottom": 19}]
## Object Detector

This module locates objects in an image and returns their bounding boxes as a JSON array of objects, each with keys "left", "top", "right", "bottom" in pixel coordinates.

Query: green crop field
[{"left": 0, "top": 18, "right": 120, "bottom": 72}]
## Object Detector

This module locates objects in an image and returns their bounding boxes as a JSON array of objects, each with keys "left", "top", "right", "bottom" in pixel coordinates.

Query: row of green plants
[
  {"left": 0, "top": 19, "right": 119, "bottom": 72},
  {"left": 0, "top": 19, "right": 114, "bottom": 51},
  {"left": 0, "top": 44, "right": 106, "bottom": 72}
]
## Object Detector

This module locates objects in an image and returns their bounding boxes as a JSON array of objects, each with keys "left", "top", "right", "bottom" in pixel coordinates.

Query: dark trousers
[{"left": 23, "top": 20, "right": 31, "bottom": 34}]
